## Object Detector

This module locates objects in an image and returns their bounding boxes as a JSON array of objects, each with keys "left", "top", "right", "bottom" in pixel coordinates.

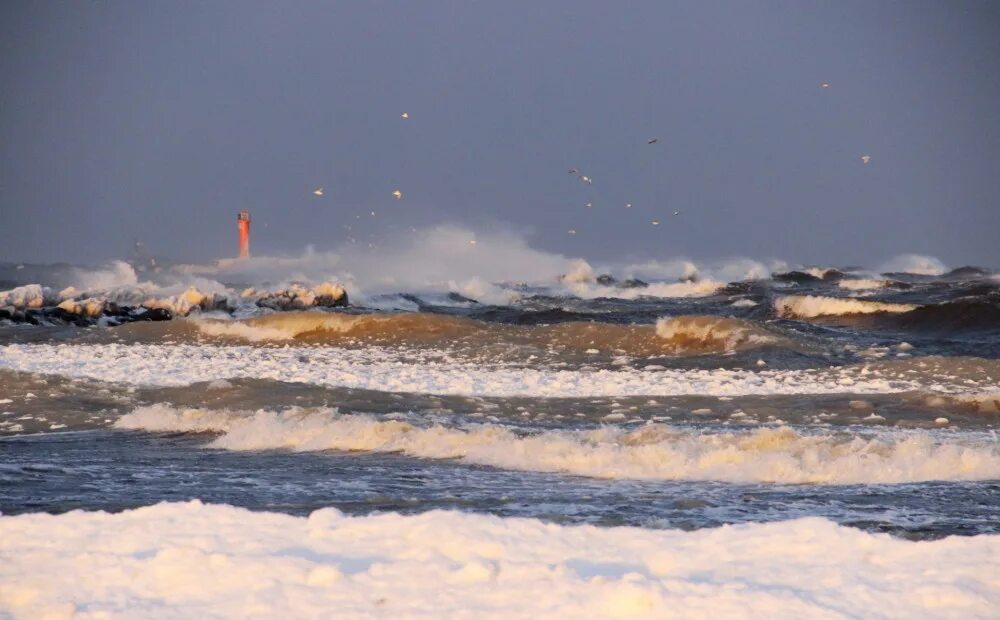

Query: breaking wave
[
  {"left": 878, "top": 254, "right": 947, "bottom": 276},
  {"left": 654, "top": 316, "right": 778, "bottom": 353},
  {"left": 837, "top": 279, "right": 889, "bottom": 291},
  {"left": 192, "top": 312, "right": 783, "bottom": 355},
  {"left": 116, "top": 405, "right": 1000, "bottom": 484},
  {"left": 775, "top": 295, "right": 917, "bottom": 319},
  {"left": 193, "top": 312, "right": 477, "bottom": 344}
]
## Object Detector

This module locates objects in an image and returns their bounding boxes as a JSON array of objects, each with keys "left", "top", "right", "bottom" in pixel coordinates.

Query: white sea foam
[
  {"left": 803, "top": 267, "right": 839, "bottom": 279},
  {"left": 622, "top": 258, "right": 770, "bottom": 283},
  {"left": 70, "top": 260, "right": 140, "bottom": 291},
  {"left": 838, "top": 278, "right": 890, "bottom": 291},
  {"left": 448, "top": 276, "right": 521, "bottom": 305},
  {"left": 775, "top": 295, "right": 917, "bottom": 319},
  {"left": 878, "top": 254, "right": 947, "bottom": 276},
  {"left": 1, "top": 501, "right": 997, "bottom": 619},
  {"left": 567, "top": 279, "right": 723, "bottom": 300},
  {"left": 0, "top": 343, "right": 966, "bottom": 397},
  {"left": 117, "top": 405, "right": 1000, "bottom": 484}
]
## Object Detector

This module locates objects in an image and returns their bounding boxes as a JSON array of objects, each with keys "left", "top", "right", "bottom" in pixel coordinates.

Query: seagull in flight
[
  {"left": 568, "top": 168, "right": 579, "bottom": 175},
  {"left": 579, "top": 175, "right": 593, "bottom": 184},
  {"left": 673, "top": 210, "right": 680, "bottom": 216},
  {"left": 651, "top": 220, "right": 660, "bottom": 226},
  {"left": 820, "top": 82, "right": 830, "bottom": 89},
  {"left": 647, "top": 138, "right": 659, "bottom": 145},
  {"left": 567, "top": 229, "right": 577, "bottom": 235},
  {"left": 313, "top": 187, "right": 324, "bottom": 197},
  {"left": 392, "top": 190, "right": 403, "bottom": 199},
  {"left": 401, "top": 112, "right": 409, "bottom": 119},
  {"left": 861, "top": 155, "right": 871, "bottom": 164}
]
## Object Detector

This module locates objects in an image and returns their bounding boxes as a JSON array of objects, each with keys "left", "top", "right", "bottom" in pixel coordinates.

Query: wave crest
[
  {"left": 775, "top": 295, "right": 917, "bottom": 319},
  {"left": 116, "top": 405, "right": 1000, "bottom": 484},
  {"left": 194, "top": 312, "right": 476, "bottom": 343},
  {"left": 655, "top": 316, "right": 778, "bottom": 353}
]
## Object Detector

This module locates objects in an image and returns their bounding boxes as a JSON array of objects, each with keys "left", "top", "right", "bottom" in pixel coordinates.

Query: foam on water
[
  {"left": 0, "top": 343, "right": 978, "bottom": 397},
  {"left": 838, "top": 278, "right": 890, "bottom": 291},
  {"left": 565, "top": 279, "right": 723, "bottom": 300},
  {"left": 878, "top": 254, "right": 947, "bottom": 276},
  {"left": 115, "top": 405, "right": 1000, "bottom": 484}
]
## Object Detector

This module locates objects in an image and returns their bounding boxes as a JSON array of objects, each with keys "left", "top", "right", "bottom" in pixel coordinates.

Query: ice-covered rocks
[
  {"left": 0, "top": 284, "right": 57, "bottom": 309},
  {"left": 247, "top": 282, "right": 348, "bottom": 311},
  {"left": 0, "top": 281, "right": 349, "bottom": 326}
]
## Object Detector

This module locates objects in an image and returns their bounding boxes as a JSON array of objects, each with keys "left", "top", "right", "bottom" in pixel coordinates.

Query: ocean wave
[
  {"left": 928, "top": 391, "right": 1000, "bottom": 414},
  {"left": 774, "top": 295, "right": 917, "bottom": 319},
  {"left": 193, "top": 312, "right": 476, "bottom": 343},
  {"left": 117, "top": 405, "right": 1000, "bottom": 484},
  {"left": 837, "top": 278, "right": 890, "bottom": 291},
  {"left": 192, "top": 312, "right": 782, "bottom": 355},
  {"left": 654, "top": 315, "right": 778, "bottom": 353},
  {"left": 878, "top": 254, "right": 947, "bottom": 276},
  {"left": 888, "top": 301, "right": 1000, "bottom": 331},
  {"left": 3, "top": 502, "right": 997, "bottom": 619},
  {"left": 564, "top": 279, "right": 723, "bottom": 300}
]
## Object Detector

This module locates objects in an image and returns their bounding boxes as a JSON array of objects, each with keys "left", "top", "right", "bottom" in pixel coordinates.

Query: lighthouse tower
[{"left": 237, "top": 210, "right": 251, "bottom": 258}]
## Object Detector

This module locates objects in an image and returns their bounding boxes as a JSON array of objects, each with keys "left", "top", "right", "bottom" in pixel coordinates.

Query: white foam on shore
[
  {"left": 1, "top": 501, "right": 997, "bottom": 619},
  {"left": 775, "top": 295, "right": 917, "bottom": 319},
  {"left": 117, "top": 405, "right": 1000, "bottom": 484},
  {"left": 0, "top": 343, "right": 965, "bottom": 397}
]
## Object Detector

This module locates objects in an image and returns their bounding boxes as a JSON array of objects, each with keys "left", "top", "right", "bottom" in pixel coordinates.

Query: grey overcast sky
[{"left": 1, "top": 0, "right": 998, "bottom": 267}]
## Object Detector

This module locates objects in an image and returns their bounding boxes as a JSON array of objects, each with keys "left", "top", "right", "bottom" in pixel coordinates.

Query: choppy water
[{"left": 1, "top": 261, "right": 998, "bottom": 540}]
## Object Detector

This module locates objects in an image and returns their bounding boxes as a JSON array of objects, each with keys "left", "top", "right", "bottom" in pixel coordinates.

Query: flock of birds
[{"left": 308, "top": 84, "right": 871, "bottom": 244}]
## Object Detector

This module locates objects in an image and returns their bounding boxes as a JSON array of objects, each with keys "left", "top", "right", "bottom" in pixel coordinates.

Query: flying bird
[
  {"left": 673, "top": 210, "right": 680, "bottom": 216},
  {"left": 469, "top": 239, "right": 477, "bottom": 245},
  {"left": 579, "top": 175, "right": 593, "bottom": 184},
  {"left": 401, "top": 112, "right": 409, "bottom": 119},
  {"left": 861, "top": 155, "right": 871, "bottom": 164},
  {"left": 568, "top": 168, "right": 579, "bottom": 175},
  {"left": 821, "top": 82, "right": 830, "bottom": 89},
  {"left": 625, "top": 203, "right": 632, "bottom": 208},
  {"left": 313, "top": 187, "right": 324, "bottom": 196},
  {"left": 567, "top": 229, "right": 577, "bottom": 235},
  {"left": 392, "top": 190, "right": 403, "bottom": 199},
  {"left": 586, "top": 202, "right": 593, "bottom": 208},
  {"left": 647, "top": 138, "right": 658, "bottom": 145},
  {"left": 651, "top": 220, "right": 660, "bottom": 226}
]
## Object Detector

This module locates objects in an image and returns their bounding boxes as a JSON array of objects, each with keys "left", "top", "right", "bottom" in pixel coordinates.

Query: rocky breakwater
[{"left": 0, "top": 282, "right": 349, "bottom": 326}]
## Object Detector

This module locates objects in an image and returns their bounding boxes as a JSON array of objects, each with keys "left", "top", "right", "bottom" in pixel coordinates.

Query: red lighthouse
[{"left": 237, "top": 210, "right": 251, "bottom": 258}]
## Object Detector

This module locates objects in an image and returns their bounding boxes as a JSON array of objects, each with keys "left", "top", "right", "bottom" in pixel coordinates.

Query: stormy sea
[{"left": 1, "top": 239, "right": 998, "bottom": 617}]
